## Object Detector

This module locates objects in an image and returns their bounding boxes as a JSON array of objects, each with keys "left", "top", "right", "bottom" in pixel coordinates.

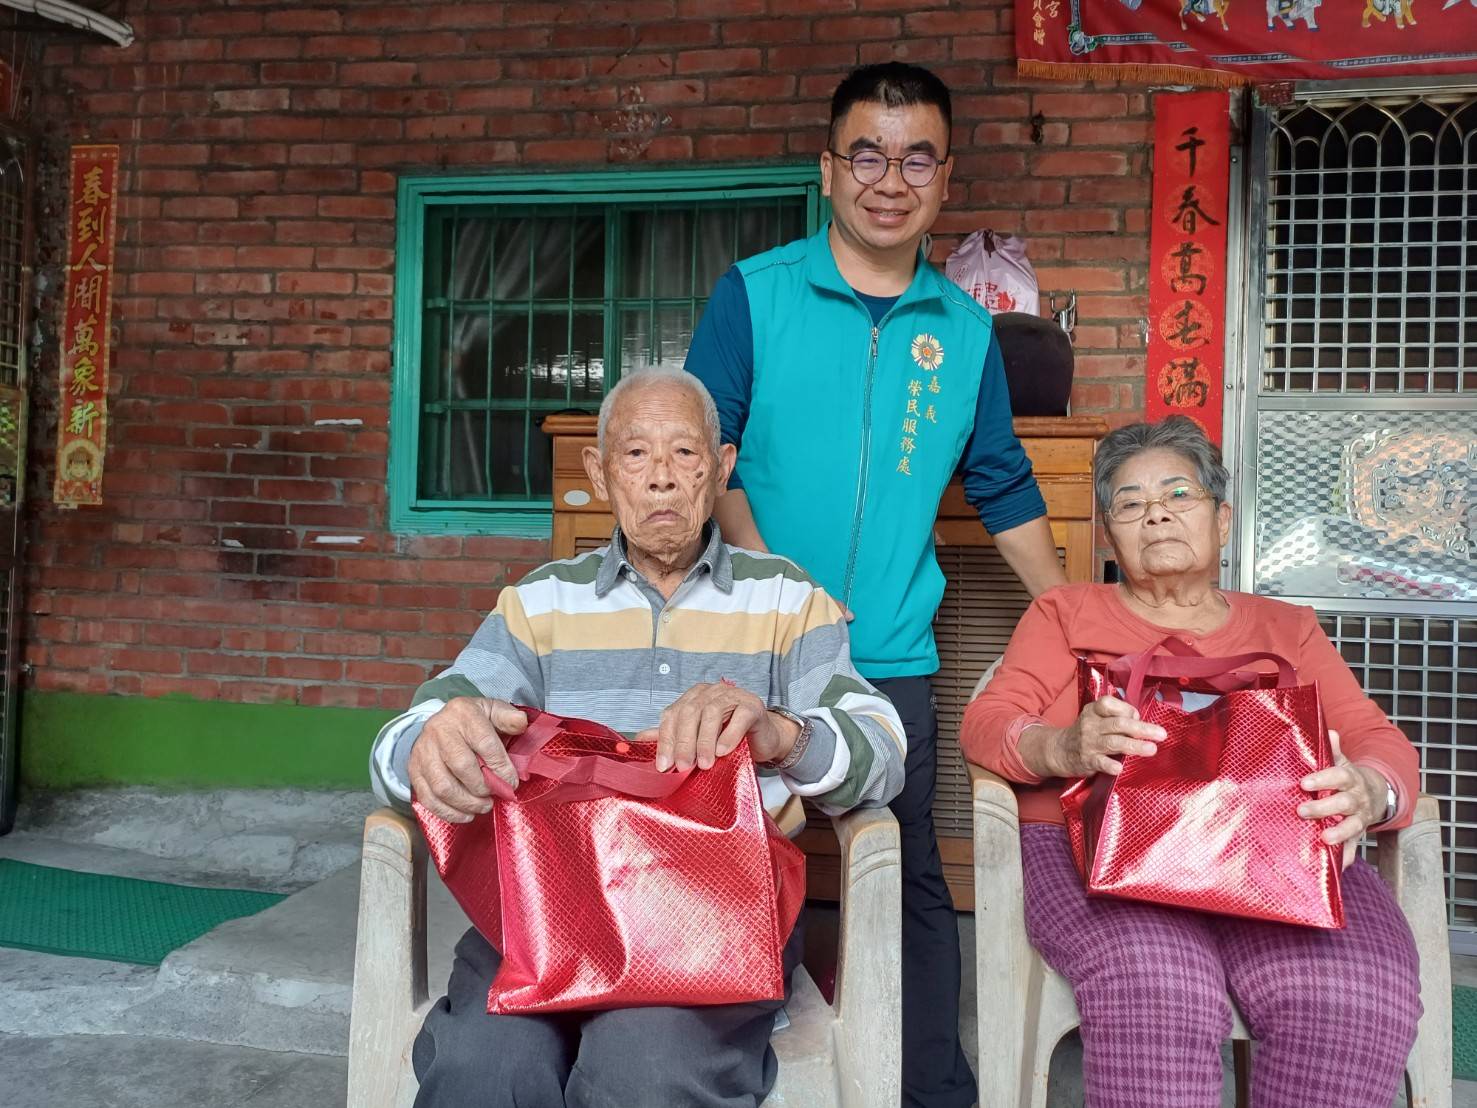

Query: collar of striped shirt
[{"left": 595, "top": 520, "right": 735, "bottom": 598}]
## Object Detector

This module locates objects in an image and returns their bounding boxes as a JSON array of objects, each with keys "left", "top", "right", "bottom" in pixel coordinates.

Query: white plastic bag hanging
[{"left": 944, "top": 230, "right": 1040, "bottom": 317}]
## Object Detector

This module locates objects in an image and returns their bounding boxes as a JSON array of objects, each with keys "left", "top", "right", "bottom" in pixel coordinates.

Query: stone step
[
  {"left": 8, "top": 788, "right": 380, "bottom": 893},
  {"left": 0, "top": 1032, "right": 348, "bottom": 1108},
  {"left": 0, "top": 787, "right": 402, "bottom": 1053},
  {"left": 0, "top": 847, "right": 470, "bottom": 1057}
]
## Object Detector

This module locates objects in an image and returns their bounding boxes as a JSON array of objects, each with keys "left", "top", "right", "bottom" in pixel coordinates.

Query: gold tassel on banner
[{"left": 1016, "top": 58, "right": 1248, "bottom": 89}]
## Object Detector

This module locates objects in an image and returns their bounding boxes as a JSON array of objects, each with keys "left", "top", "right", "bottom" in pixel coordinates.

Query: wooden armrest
[
  {"left": 348, "top": 807, "right": 429, "bottom": 1107},
  {"left": 969, "top": 760, "right": 1021, "bottom": 846},
  {"left": 364, "top": 806, "right": 419, "bottom": 864},
  {"left": 968, "top": 760, "right": 1017, "bottom": 804},
  {"left": 1374, "top": 794, "right": 1451, "bottom": 1099},
  {"left": 1373, "top": 794, "right": 1440, "bottom": 895},
  {"left": 1373, "top": 793, "right": 1444, "bottom": 919},
  {"left": 1406, "top": 793, "right": 1440, "bottom": 826},
  {"left": 968, "top": 760, "right": 1030, "bottom": 1102},
  {"left": 830, "top": 805, "right": 902, "bottom": 1107},
  {"left": 831, "top": 804, "right": 898, "bottom": 869}
]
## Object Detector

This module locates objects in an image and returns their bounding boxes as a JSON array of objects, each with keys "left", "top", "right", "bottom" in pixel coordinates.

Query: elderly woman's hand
[
  {"left": 1021, "top": 696, "right": 1167, "bottom": 779},
  {"left": 1298, "top": 729, "right": 1391, "bottom": 869}
]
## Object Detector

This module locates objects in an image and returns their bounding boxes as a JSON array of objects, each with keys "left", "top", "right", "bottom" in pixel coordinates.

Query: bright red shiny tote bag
[
  {"left": 1060, "top": 638, "right": 1345, "bottom": 929},
  {"left": 414, "top": 707, "right": 806, "bottom": 1013}
]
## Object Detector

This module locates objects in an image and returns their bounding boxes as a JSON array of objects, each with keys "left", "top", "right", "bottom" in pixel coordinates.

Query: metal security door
[
  {"left": 1232, "top": 80, "right": 1477, "bottom": 934},
  {"left": 0, "top": 126, "right": 30, "bottom": 835}
]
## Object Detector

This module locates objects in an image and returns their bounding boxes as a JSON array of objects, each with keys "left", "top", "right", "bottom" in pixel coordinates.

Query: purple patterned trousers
[{"left": 1021, "top": 823, "right": 1423, "bottom": 1108}]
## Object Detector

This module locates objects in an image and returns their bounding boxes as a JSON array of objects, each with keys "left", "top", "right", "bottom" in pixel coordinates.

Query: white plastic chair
[
  {"left": 346, "top": 805, "right": 902, "bottom": 1108},
  {"left": 966, "top": 663, "right": 1453, "bottom": 1108}
]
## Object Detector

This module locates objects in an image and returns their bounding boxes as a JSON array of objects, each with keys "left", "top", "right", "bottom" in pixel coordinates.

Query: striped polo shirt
[{"left": 370, "top": 523, "right": 907, "bottom": 828}]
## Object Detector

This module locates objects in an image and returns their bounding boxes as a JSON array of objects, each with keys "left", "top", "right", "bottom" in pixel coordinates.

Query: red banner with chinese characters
[
  {"left": 1145, "top": 93, "right": 1230, "bottom": 444},
  {"left": 53, "top": 144, "right": 118, "bottom": 508},
  {"left": 1017, "top": 0, "right": 1477, "bottom": 87}
]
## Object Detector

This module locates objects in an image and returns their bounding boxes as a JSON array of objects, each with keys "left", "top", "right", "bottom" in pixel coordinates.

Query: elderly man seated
[{"left": 368, "top": 366, "right": 906, "bottom": 1108}]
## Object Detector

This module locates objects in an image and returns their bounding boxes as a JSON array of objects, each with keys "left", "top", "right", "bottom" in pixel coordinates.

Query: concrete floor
[
  {"left": 4, "top": 955, "right": 1471, "bottom": 1108},
  {"left": 0, "top": 789, "right": 1471, "bottom": 1107},
  {"left": 0, "top": 1034, "right": 347, "bottom": 1108}
]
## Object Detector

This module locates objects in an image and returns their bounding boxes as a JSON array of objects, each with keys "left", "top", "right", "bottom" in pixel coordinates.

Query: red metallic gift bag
[
  {"left": 413, "top": 707, "right": 806, "bottom": 1014},
  {"left": 1060, "top": 637, "right": 1345, "bottom": 929}
]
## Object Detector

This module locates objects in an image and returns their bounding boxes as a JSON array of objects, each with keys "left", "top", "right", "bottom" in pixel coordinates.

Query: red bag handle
[
  {"left": 481, "top": 707, "right": 693, "bottom": 804},
  {"left": 1105, "top": 636, "right": 1281, "bottom": 700},
  {"left": 1115, "top": 636, "right": 1296, "bottom": 708}
]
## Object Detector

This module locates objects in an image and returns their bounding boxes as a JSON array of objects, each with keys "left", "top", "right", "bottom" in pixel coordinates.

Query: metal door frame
[
  {"left": 1223, "top": 75, "right": 1477, "bottom": 943},
  {"left": 1225, "top": 74, "right": 1477, "bottom": 591}
]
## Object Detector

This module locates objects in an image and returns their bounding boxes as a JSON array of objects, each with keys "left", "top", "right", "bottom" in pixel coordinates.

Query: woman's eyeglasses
[
  {"left": 1107, "top": 484, "right": 1213, "bottom": 524},
  {"left": 828, "top": 149, "right": 945, "bottom": 188}
]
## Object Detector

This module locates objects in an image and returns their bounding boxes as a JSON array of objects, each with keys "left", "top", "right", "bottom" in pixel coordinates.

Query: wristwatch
[
  {"left": 761, "top": 705, "right": 813, "bottom": 771},
  {"left": 1379, "top": 779, "right": 1398, "bottom": 826}
]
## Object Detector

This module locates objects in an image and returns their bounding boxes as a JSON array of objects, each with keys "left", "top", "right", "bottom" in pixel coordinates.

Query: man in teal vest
[{"left": 686, "top": 63, "right": 1067, "bottom": 1106}]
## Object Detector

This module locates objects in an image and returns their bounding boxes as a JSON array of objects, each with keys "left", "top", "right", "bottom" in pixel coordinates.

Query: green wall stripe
[{"left": 19, "top": 692, "right": 396, "bottom": 791}]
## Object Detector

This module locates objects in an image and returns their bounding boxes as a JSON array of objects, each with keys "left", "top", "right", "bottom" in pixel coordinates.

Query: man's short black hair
[{"left": 828, "top": 62, "right": 953, "bottom": 149}]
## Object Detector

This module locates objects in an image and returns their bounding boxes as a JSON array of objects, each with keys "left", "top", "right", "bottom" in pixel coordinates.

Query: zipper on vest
[{"left": 842, "top": 323, "right": 880, "bottom": 607}]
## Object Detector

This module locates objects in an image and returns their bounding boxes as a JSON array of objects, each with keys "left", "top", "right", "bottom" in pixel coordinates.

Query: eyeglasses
[
  {"left": 828, "top": 148, "right": 946, "bottom": 188},
  {"left": 1107, "top": 483, "right": 1214, "bottom": 524}
]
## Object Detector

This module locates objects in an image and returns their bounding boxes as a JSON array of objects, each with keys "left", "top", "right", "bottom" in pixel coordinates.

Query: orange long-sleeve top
[{"left": 959, "top": 583, "right": 1420, "bottom": 829}]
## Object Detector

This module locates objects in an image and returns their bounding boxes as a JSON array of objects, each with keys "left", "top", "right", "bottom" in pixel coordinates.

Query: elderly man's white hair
[{"left": 595, "top": 366, "right": 723, "bottom": 454}]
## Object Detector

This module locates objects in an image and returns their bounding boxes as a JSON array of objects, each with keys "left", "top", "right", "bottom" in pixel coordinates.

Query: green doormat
[
  {"left": 0, "top": 859, "right": 286, "bottom": 966},
  {"left": 1456, "top": 984, "right": 1477, "bottom": 1081}
]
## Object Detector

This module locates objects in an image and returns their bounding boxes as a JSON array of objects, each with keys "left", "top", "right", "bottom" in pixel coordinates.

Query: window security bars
[
  {"left": 417, "top": 199, "right": 805, "bottom": 505},
  {"left": 1240, "top": 83, "right": 1477, "bottom": 929}
]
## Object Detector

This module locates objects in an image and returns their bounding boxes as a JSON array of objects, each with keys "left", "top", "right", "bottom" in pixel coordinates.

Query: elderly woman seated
[{"left": 961, "top": 416, "right": 1422, "bottom": 1108}]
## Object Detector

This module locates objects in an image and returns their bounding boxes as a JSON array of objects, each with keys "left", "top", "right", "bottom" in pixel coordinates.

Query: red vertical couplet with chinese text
[
  {"left": 53, "top": 144, "right": 118, "bottom": 507},
  {"left": 1145, "top": 93, "right": 1230, "bottom": 445}
]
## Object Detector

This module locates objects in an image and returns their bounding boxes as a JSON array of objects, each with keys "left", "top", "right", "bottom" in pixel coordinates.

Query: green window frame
[{"left": 390, "top": 166, "right": 825, "bottom": 536}]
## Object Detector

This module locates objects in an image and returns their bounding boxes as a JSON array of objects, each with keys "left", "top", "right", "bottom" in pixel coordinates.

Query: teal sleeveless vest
[{"left": 736, "top": 225, "right": 996, "bottom": 676}]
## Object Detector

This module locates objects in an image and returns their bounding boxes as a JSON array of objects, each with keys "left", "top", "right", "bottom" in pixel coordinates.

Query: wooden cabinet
[
  {"left": 543, "top": 412, "right": 1106, "bottom": 908},
  {"left": 545, "top": 413, "right": 619, "bottom": 559}
]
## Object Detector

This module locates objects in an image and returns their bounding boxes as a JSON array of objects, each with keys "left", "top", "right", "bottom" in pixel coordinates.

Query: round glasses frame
[
  {"left": 1106, "top": 485, "right": 1214, "bottom": 524},
  {"left": 828, "top": 148, "right": 946, "bottom": 188}
]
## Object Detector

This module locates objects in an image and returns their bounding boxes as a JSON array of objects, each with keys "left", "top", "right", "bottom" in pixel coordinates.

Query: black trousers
[
  {"left": 874, "top": 675, "right": 978, "bottom": 1108},
  {"left": 413, "top": 921, "right": 803, "bottom": 1108}
]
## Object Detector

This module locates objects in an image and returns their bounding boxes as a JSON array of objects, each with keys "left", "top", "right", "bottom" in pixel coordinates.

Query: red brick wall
[{"left": 26, "top": 0, "right": 1150, "bottom": 709}]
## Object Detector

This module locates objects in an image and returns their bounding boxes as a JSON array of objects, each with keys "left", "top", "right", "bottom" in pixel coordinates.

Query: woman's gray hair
[
  {"left": 596, "top": 366, "right": 722, "bottom": 455},
  {"left": 1093, "top": 415, "right": 1230, "bottom": 513}
]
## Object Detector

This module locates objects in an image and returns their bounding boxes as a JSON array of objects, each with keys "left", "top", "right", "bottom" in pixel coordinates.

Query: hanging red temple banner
[
  {"left": 1016, "top": 0, "right": 1477, "bottom": 88},
  {"left": 53, "top": 144, "right": 118, "bottom": 508},
  {"left": 1144, "top": 92, "right": 1231, "bottom": 445}
]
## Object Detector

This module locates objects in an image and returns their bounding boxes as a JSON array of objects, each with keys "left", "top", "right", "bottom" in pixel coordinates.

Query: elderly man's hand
[
  {"left": 1024, "top": 697, "right": 1166, "bottom": 779},
  {"left": 407, "top": 698, "right": 527, "bottom": 824},
  {"left": 1298, "top": 729, "right": 1390, "bottom": 869},
  {"left": 636, "top": 682, "right": 801, "bottom": 772}
]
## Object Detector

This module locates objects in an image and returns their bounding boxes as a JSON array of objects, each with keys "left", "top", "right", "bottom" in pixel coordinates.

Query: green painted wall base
[{"left": 19, "top": 692, "right": 396, "bottom": 791}]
